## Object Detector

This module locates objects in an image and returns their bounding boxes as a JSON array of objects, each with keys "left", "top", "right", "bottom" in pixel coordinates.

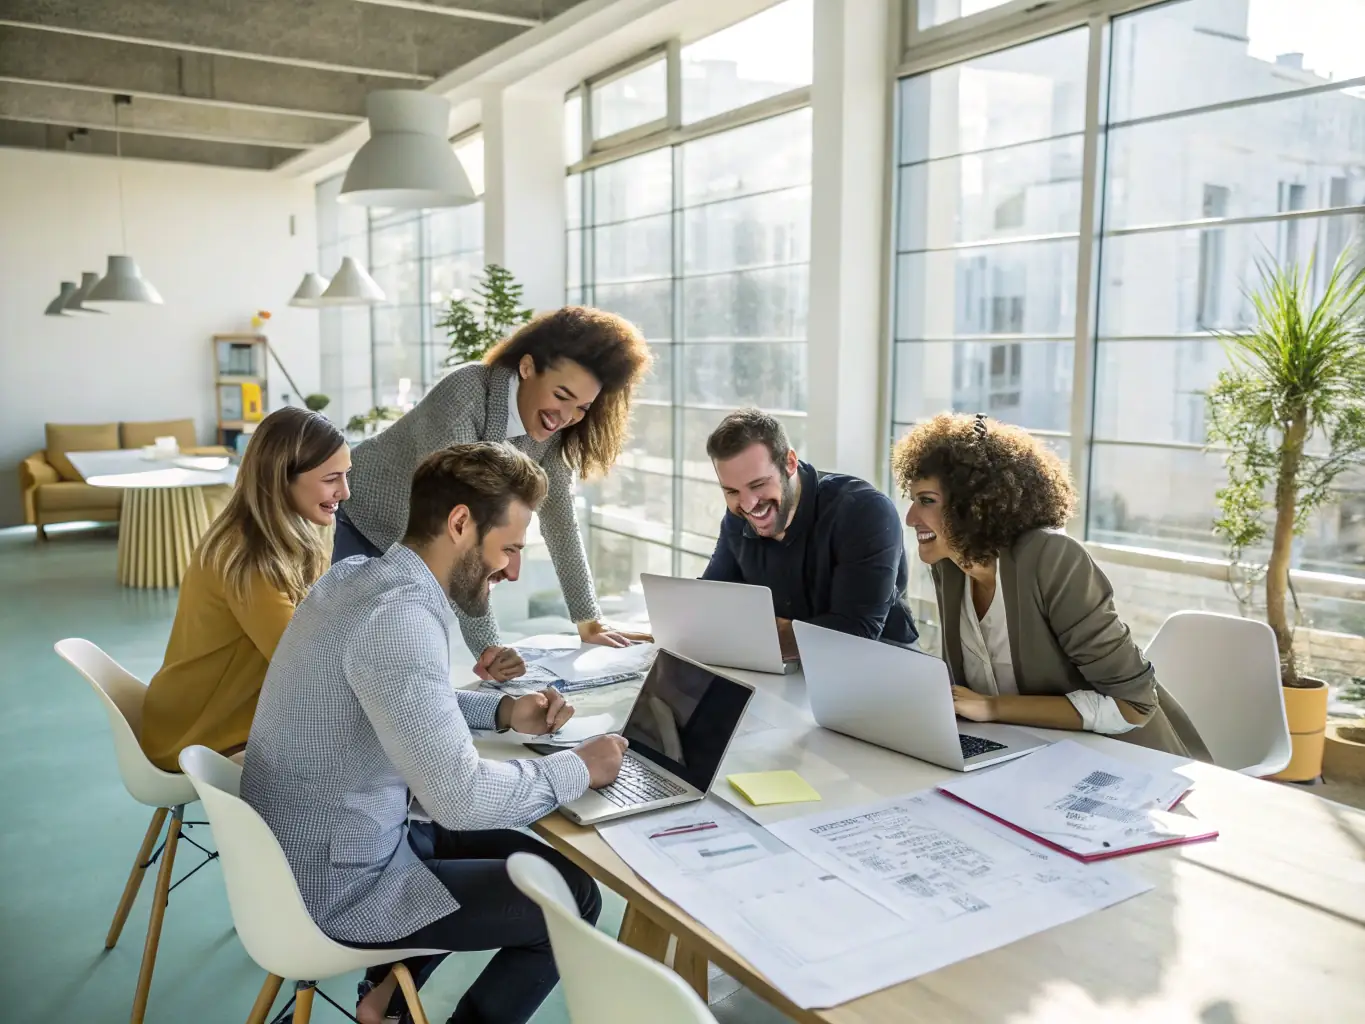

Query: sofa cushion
[
  {"left": 46, "top": 423, "right": 120, "bottom": 481},
  {"left": 121, "top": 418, "right": 197, "bottom": 450},
  {"left": 37, "top": 481, "right": 124, "bottom": 513}
]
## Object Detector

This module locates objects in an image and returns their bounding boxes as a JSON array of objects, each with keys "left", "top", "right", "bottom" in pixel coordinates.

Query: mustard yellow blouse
[{"left": 139, "top": 558, "right": 295, "bottom": 772}]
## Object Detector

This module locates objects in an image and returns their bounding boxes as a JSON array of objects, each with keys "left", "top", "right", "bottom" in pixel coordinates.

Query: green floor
[{"left": 0, "top": 527, "right": 790, "bottom": 1024}]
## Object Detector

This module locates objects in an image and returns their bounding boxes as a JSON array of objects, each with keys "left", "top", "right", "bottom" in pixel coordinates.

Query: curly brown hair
[
  {"left": 891, "top": 413, "right": 1076, "bottom": 567},
  {"left": 485, "top": 306, "right": 651, "bottom": 480}
]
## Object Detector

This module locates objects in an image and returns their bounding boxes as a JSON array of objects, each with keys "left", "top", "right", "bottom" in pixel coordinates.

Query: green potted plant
[
  {"left": 345, "top": 406, "right": 402, "bottom": 440},
  {"left": 1206, "top": 250, "right": 1365, "bottom": 781},
  {"left": 304, "top": 394, "right": 331, "bottom": 412},
  {"left": 436, "top": 264, "right": 533, "bottom": 368}
]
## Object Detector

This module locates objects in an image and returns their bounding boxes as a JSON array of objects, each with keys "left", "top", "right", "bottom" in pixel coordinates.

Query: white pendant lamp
[
  {"left": 289, "top": 271, "right": 331, "bottom": 307},
  {"left": 87, "top": 95, "right": 163, "bottom": 305},
  {"left": 63, "top": 271, "right": 110, "bottom": 315},
  {"left": 339, "top": 91, "right": 477, "bottom": 209},
  {"left": 45, "top": 282, "right": 78, "bottom": 316},
  {"left": 318, "top": 257, "right": 385, "bottom": 305}
]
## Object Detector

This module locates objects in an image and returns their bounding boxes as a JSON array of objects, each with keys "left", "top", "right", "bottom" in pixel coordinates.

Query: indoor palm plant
[
  {"left": 437, "top": 264, "right": 533, "bottom": 368},
  {"left": 1206, "top": 250, "right": 1365, "bottom": 780}
]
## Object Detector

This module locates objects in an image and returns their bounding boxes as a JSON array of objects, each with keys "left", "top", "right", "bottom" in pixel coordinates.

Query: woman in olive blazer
[{"left": 892, "top": 413, "right": 1208, "bottom": 760}]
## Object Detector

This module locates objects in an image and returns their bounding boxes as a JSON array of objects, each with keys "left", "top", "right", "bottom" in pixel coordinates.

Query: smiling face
[
  {"left": 515, "top": 355, "right": 602, "bottom": 442},
  {"left": 904, "top": 476, "right": 956, "bottom": 565},
  {"left": 713, "top": 441, "right": 800, "bottom": 540},
  {"left": 288, "top": 444, "right": 351, "bottom": 526},
  {"left": 446, "top": 499, "right": 532, "bottom": 616}
]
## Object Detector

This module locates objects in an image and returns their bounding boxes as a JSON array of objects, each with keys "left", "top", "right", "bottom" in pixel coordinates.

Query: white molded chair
[
  {"left": 507, "top": 852, "right": 718, "bottom": 1024},
  {"left": 55, "top": 637, "right": 212, "bottom": 1024},
  {"left": 178, "top": 746, "right": 443, "bottom": 1024},
  {"left": 1144, "top": 611, "right": 1291, "bottom": 776}
]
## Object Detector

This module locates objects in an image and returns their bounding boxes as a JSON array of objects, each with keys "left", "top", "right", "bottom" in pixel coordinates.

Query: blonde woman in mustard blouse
[{"left": 139, "top": 407, "right": 350, "bottom": 771}]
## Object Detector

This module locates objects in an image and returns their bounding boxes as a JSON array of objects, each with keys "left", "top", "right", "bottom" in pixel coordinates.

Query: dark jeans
[
  {"left": 354, "top": 823, "right": 602, "bottom": 1024},
  {"left": 333, "top": 506, "right": 384, "bottom": 563}
]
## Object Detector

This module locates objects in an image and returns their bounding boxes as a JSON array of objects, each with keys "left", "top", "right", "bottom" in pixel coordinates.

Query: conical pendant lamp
[
  {"left": 63, "top": 271, "right": 110, "bottom": 315},
  {"left": 45, "top": 282, "right": 78, "bottom": 316},
  {"left": 339, "top": 91, "right": 477, "bottom": 209},
  {"left": 318, "top": 257, "right": 385, "bottom": 305},
  {"left": 87, "top": 95, "right": 163, "bottom": 305},
  {"left": 289, "top": 272, "right": 330, "bottom": 307}
]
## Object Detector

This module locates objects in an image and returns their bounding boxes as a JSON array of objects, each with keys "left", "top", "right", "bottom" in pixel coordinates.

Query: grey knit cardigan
[{"left": 343, "top": 361, "right": 601, "bottom": 654}]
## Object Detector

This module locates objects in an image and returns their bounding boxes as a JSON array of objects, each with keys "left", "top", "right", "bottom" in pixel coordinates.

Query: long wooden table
[{"left": 472, "top": 662, "right": 1365, "bottom": 1022}]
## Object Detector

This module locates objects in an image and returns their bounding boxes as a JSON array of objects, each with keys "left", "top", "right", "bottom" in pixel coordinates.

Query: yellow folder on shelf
[
  {"left": 726, "top": 770, "right": 821, "bottom": 806},
  {"left": 241, "top": 381, "right": 264, "bottom": 422}
]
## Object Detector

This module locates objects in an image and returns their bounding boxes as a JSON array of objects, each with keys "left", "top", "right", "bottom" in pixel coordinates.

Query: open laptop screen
[{"left": 621, "top": 650, "right": 752, "bottom": 792}]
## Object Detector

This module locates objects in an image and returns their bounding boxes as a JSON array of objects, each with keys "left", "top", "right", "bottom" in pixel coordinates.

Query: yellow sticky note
[{"left": 726, "top": 770, "right": 821, "bottom": 806}]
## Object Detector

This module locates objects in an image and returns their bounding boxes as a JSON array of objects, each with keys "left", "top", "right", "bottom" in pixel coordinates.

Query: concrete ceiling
[{"left": 0, "top": 0, "right": 588, "bottom": 170}]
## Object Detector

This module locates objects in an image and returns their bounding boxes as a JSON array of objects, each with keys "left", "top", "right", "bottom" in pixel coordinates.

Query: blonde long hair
[{"left": 198, "top": 407, "right": 345, "bottom": 605}]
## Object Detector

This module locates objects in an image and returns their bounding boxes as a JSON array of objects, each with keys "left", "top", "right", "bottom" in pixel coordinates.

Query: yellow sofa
[{"left": 19, "top": 419, "right": 214, "bottom": 540}]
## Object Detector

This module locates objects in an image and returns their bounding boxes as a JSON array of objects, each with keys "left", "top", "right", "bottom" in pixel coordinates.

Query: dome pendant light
[
  {"left": 318, "top": 257, "right": 385, "bottom": 305},
  {"left": 45, "top": 282, "right": 78, "bottom": 316},
  {"left": 88, "top": 95, "right": 164, "bottom": 305},
  {"left": 289, "top": 271, "right": 331, "bottom": 307},
  {"left": 339, "top": 91, "right": 477, "bottom": 209},
  {"left": 63, "top": 271, "right": 110, "bottom": 315}
]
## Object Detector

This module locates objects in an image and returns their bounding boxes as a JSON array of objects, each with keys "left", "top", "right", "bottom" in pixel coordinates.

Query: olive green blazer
[{"left": 931, "top": 529, "right": 1209, "bottom": 761}]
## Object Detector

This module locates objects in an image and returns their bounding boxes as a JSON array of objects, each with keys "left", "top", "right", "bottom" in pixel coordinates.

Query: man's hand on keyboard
[{"left": 574, "top": 734, "right": 628, "bottom": 789}]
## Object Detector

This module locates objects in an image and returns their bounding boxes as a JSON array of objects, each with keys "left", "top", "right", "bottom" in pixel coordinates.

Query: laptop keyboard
[
  {"left": 959, "top": 733, "right": 1008, "bottom": 760},
  {"left": 598, "top": 756, "right": 686, "bottom": 808}
]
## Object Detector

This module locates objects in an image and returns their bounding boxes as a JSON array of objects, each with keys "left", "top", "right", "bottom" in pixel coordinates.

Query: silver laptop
[
  {"left": 640, "top": 574, "right": 798, "bottom": 675},
  {"left": 559, "top": 648, "right": 754, "bottom": 826},
  {"left": 793, "top": 620, "right": 1047, "bottom": 771}
]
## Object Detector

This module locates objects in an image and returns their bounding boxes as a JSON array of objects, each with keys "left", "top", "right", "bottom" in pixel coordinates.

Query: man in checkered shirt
[{"left": 243, "top": 443, "right": 628, "bottom": 1024}]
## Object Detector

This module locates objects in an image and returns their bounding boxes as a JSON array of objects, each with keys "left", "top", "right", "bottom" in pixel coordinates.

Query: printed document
[
  {"left": 937, "top": 740, "right": 1208, "bottom": 858},
  {"left": 602, "top": 791, "right": 1149, "bottom": 1008}
]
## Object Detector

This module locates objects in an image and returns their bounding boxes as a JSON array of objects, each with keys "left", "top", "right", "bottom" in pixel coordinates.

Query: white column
[
  {"left": 804, "top": 0, "right": 894, "bottom": 485},
  {"left": 481, "top": 85, "right": 567, "bottom": 313}
]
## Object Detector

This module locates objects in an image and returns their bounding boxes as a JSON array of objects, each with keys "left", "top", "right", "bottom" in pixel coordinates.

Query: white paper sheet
[
  {"left": 525, "top": 641, "right": 658, "bottom": 682},
  {"left": 937, "top": 740, "right": 1200, "bottom": 856},
  {"left": 602, "top": 791, "right": 1150, "bottom": 1008}
]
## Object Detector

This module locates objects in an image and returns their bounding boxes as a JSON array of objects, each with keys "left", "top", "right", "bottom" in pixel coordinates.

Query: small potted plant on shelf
[
  {"left": 437, "top": 264, "right": 533, "bottom": 369},
  {"left": 345, "top": 406, "right": 402, "bottom": 440},
  {"left": 1206, "top": 250, "right": 1365, "bottom": 782},
  {"left": 304, "top": 394, "right": 331, "bottom": 412}
]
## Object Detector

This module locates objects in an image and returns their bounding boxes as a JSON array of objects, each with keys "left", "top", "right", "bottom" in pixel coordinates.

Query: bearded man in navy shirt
[{"left": 701, "top": 408, "right": 917, "bottom": 660}]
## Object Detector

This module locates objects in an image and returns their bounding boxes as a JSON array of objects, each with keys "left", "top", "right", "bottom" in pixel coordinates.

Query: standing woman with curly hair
[
  {"left": 139, "top": 407, "right": 350, "bottom": 771},
  {"left": 892, "top": 413, "right": 1208, "bottom": 759},
  {"left": 336, "top": 307, "right": 654, "bottom": 681}
]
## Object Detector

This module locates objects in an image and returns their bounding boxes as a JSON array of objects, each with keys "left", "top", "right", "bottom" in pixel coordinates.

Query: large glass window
[
  {"left": 569, "top": 1, "right": 814, "bottom": 612},
  {"left": 891, "top": 0, "right": 1365, "bottom": 639}
]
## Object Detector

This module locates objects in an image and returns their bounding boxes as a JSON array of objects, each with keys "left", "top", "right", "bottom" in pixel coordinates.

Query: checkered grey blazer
[
  {"left": 241, "top": 544, "right": 590, "bottom": 944},
  {"left": 344, "top": 362, "right": 602, "bottom": 655}
]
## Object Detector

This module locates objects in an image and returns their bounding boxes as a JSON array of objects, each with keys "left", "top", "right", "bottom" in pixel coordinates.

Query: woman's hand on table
[
  {"left": 578, "top": 620, "right": 653, "bottom": 648},
  {"left": 951, "top": 685, "right": 998, "bottom": 723},
  {"left": 474, "top": 645, "right": 525, "bottom": 682}
]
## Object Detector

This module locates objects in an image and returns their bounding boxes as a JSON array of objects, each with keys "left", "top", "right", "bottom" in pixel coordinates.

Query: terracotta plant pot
[
  {"left": 1270, "top": 677, "right": 1329, "bottom": 782},
  {"left": 1323, "top": 723, "right": 1365, "bottom": 784}
]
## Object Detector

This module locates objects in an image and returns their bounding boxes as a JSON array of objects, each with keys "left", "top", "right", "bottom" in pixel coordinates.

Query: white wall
[{"left": 0, "top": 148, "right": 319, "bottom": 525}]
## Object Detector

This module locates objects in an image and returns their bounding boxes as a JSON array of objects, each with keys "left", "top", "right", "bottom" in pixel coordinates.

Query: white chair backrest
[
  {"left": 1145, "top": 611, "right": 1291, "bottom": 776},
  {"left": 507, "top": 853, "right": 718, "bottom": 1024},
  {"left": 178, "top": 745, "right": 382, "bottom": 982},
  {"left": 54, "top": 637, "right": 196, "bottom": 808}
]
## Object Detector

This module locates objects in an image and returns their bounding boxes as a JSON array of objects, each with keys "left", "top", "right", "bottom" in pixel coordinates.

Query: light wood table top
[{"left": 471, "top": 661, "right": 1365, "bottom": 1022}]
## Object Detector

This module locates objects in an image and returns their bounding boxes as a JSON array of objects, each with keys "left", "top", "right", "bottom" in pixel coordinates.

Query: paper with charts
[
  {"left": 937, "top": 740, "right": 1205, "bottom": 859},
  {"left": 600, "top": 792, "right": 1149, "bottom": 1008}
]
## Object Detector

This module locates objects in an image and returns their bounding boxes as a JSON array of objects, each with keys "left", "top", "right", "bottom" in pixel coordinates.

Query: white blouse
[{"left": 957, "top": 562, "right": 1136, "bottom": 735}]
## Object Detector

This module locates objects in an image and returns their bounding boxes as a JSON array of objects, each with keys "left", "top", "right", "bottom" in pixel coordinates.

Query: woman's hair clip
[{"left": 973, "top": 413, "right": 988, "bottom": 440}]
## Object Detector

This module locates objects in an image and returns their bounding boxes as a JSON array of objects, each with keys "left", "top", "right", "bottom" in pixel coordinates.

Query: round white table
[{"left": 65, "top": 449, "right": 237, "bottom": 588}]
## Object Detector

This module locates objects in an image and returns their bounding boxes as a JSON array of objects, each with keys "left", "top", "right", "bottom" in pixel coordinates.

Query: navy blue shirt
[{"left": 701, "top": 461, "right": 918, "bottom": 645}]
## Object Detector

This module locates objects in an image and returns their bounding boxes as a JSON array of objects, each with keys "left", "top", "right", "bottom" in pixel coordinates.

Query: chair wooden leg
[
  {"left": 673, "top": 939, "right": 710, "bottom": 1002},
  {"left": 107, "top": 807, "right": 168, "bottom": 950},
  {"left": 293, "top": 984, "right": 316, "bottom": 1024},
  {"left": 618, "top": 902, "right": 671, "bottom": 962},
  {"left": 130, "top": 807, "right": 182, "bottom": 1024},
  {"left": 244, "top": 974, "right": 284, "bottom": 1024},
  {"left": 392, "top": 963, "right": 431, "bottom": 1024}
]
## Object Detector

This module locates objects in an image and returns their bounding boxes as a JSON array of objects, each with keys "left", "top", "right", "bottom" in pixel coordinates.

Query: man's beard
[
  {"left": 447, "top": 544, "right": 493, "bottom": 616},
  {"left": 747, "top": 467, "right": 798, "bottom": 536}
]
